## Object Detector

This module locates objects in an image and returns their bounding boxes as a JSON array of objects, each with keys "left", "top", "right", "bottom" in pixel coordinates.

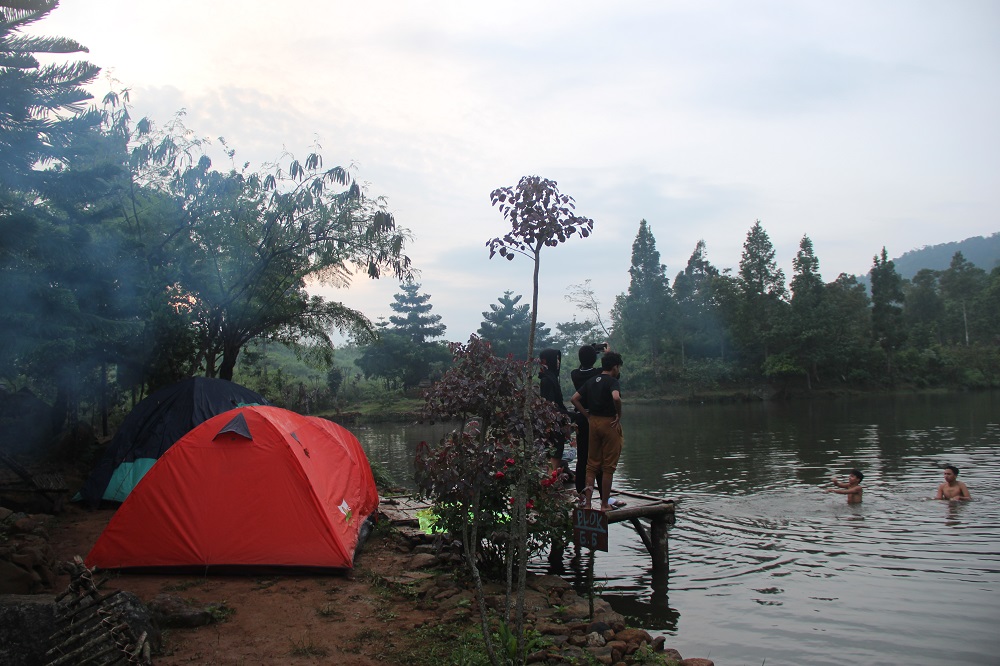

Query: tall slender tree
[
  {"left": 611, "top": 219, "right": 674, "bottom": 361},
  {"left": 787, "top": 235, "right": 827, "bottom": 387},
  {"left": 734, "top": 220, "right": 788, "bottom": 367},
  {"left": 870, "top": 247, "right": 906, "bottom": 381},
  {"left": 672, "top": 239, "right": 721, "bottom": 364}
]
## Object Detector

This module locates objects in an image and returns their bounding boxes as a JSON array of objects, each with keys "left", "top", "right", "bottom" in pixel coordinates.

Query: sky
[{"left": 31, "top": 0, "right": 1000, "bottom": 343}]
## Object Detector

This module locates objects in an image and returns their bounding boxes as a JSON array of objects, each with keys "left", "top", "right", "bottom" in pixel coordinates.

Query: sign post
[{"left": 573, "top": 507, "right": 608, "bottom": 552}]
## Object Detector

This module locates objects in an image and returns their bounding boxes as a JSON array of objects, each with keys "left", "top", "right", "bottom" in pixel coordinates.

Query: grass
[{"left": 288, "top": 633, "right": 329, "bottom": 658}]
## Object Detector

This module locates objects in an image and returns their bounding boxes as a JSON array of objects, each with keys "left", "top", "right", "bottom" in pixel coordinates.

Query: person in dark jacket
[
  {"left": 571, "top": 344, "right": 601, "bottom": 497},
  {"left": 539, "top": 348, "right": 571, "bottom": 473}
]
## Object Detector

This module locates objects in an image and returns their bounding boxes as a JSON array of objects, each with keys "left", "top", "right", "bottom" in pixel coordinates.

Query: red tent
[{"left": 86, "top": 406, "right": 379, "bottom": 570}]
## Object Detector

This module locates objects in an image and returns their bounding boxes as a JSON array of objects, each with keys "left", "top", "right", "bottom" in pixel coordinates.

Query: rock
[
  {"left": 652, "top": 635, "right": 666, "bottom": 651},
  {"left": 527, "top": 573, "right": 571, "bottom": 592},
  {"left": 585, "top": 631, "right": 606, "bottom": 647},
  {"left": 584, "top": 645, "right": 615, "bottom": 664},
  {"left": 147, "top": 593, "right": 214, "bottom": 628},
  {"left": 535, "top": 619, "right": 572, "bottom": 636},
  {"left": 663, "top": 647, "right": 684, "bottom": 661},
  {"left": 409, "top": 553, "right": 439, "bottom": 569},
  {"left": 614, "top": 627, "right": 653, "bottom": 645},
  {"left": 0, "top": 594, "right": 56, "bottom": 666},
  {"left": 0, "top": 560, "right": 34, "bottom": 594},
  {"left": 679, "top": 659, "right": 715, "bottom": 666}
]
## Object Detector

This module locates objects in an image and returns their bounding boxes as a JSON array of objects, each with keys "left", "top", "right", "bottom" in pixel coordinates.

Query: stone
[
  {"left": 652, "top": 635, "right": 666, "bottom": 651},
  {"left": 0, "top": 594, "right": 56, "bottom": 666},
  {"left": 0, "top": 560, "right": 33, "bottom": 594},
  {"left": 535, "top": 619, "right": 572, "bottom": 636},
  {"left": 679, "top": 659, "right": 715, "bottom": 666},
  {"left": 663, "top": 647, "right": 683, "bottom": 661},
  {"left": 409, "top": 553, "right": 439, "bottom": 569},
  {"left": 585, "top": 631, "right": 606, "bottom": 647},
  {"left": 147, "top": 593, "right": 214, "bottom": 628},
  {"left": 614, "top": 627, "right": 653, "bottom": 645},
  {"left": 527, "top": 574, "right": 571, "bottom": 592}
]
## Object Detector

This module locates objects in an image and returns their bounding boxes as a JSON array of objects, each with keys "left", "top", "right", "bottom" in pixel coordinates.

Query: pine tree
[
  {"left": 611, "top": 220, "right": 674, "bottom": 359},
  {"left": 673, "top": 239, "right": 722, "bottom": 364},
  {"left": 477, "top": 291, "right": 551, "bottom": 359},
  {"left": 870, "top": 247, "right": 906, "bottom": 381},
  {"left": 388, "top": 281, "right": 446, "bottom": 344},
  {"left": 734, "top": 220, "right": 788, "bottom": 366},
  {"left": 788, "top": 235, "right": 827, "bottom": 387}
]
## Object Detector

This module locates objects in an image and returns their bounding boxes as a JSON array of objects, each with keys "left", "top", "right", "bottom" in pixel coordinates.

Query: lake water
[{"left": 354, "top": 391, "right": 1000, "bottom": 666}]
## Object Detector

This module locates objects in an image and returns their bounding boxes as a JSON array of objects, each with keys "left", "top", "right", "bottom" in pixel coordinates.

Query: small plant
[
  {"left": 316, "top": 602, "right": 341, "bottom": 619},
  {"left": 161, "top": 579, "right": 200, "bottom": 592},
  {"left": 205, "top": 602, "right": 235, "bottom": 623},
  {"left": 288, "top": 633, "right": 329, "bottom": 658},
  {"left": 632, "top": 643, "right": 669, "bottom": 664}
]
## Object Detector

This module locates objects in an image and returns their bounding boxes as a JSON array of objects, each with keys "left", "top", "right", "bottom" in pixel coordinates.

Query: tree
[
  {"left": 487, "top": 175, "right": 592, "bottom": 662},
  {"left": 388, "top": 280, "right": 446, "bottom": 343},
  {"left": 672, "top": 239, "right": 722, "bottom": 364},
  {"left": 823, "top": 274, "right": 873, "bottom": 382},
  {"left": 611, "top": 220, "right": 674, "bottom": 361},
  {"left": 903, "top": 268, "right": 944, "bottom": 350},
  {"left": 938, "top": 251, "right": 987, "bottom": 346},
  {"left": 786, "top": 235, "right": 828, "bottom": 388},
  {"left": 123, "top": 115, "right": 415, "bottom": 381},
  {"left": 0, "top": 0, "right": 101, "bottom": 191},
  {"left": 734, "top": 220, "right": 788, "bottom": 367},
  {"left": 870, "top": 247, "right": 906, "bottom": 382},
  {"left": 488, "top": 176, "right": 594, "bottom": 362},
  {"left": 0, "top": 0, "right": 125, "bottom": 432},
  {"left": 477, "top": 291, "right": 551, "bottom": 360}
]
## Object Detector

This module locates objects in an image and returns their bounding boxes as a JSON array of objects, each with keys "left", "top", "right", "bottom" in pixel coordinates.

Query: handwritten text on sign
[{"left": 573, "top": 507, "right": 608, "bottom": 551}]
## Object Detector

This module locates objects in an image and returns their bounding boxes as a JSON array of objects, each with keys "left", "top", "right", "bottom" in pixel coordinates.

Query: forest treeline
[{"left": 351, "top": 222, "right": 1000, "bottom": 399}]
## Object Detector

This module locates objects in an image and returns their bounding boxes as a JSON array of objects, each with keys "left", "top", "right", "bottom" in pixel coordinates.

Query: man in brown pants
[{"left": 570, "top": 352, "right": 623, "bottom": 512}]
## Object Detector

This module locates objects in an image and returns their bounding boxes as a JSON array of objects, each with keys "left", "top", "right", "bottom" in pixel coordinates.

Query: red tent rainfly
[{"left": 86, "top": 406, "right": 379, "bottom": 571}]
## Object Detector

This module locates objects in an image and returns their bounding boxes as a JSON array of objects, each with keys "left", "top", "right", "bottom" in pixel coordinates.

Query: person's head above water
[
  {"left": 944, "top": 464, "right": 960, "bottom": 477},
  {"left": 850, "top": 469, "right": 864, "bottom": 482}
]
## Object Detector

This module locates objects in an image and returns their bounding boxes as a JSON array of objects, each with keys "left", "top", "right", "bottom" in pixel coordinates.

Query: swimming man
[
  {"left": 935, "top": 465, "right": 970, "bottom": 501},
  {"left": 826, "top": 469, "right": 863, "bottom": 504}
]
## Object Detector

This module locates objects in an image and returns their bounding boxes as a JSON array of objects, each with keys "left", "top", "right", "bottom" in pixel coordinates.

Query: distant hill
[{"left": 888, "top": 232, "right": 1000, "bottom": 280}]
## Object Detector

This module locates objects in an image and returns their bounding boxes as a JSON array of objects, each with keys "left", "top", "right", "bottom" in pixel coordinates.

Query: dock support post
[{"left": 650, "top": 517, "right": 668, "bottom": 571}]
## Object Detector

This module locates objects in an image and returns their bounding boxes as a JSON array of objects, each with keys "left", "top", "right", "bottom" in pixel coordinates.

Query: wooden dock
[{"left": 377, "top": 489, "right": 676, "bottom": 570}]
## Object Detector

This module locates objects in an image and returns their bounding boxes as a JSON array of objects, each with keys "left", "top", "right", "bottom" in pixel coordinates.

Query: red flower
[
  {"left": 495, "top": 471, "right": 505, "bottom": 479},
  {"left": 506, "top": 458, "right": 515, "bottom": 466},
  {"left": 526, "top": 500, "right": 535, "bottom": 510}
]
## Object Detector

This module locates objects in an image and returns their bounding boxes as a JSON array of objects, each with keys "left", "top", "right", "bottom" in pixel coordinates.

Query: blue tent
[{"left": 77, "top": 378, "right": 269, "bottom": 506}]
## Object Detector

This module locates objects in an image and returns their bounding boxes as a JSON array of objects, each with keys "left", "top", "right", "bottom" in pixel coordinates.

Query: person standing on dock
[
  {"left": 571, "top": 352, "right": 624, "bottom": 512},
  {"left": 935, "top": 465, "right": 971, "bottom": 500},
  {"left": 826, "top": 469, "right": 863, "bottom": 503},
  {"left": 571, "top": 343, "right": 602, "bottom": 498},
  {"left": 538, "top": 348, "right": 571, "bottom": 474}
]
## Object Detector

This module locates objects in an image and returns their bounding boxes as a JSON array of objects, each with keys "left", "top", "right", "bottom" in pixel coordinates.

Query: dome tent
[
  {"left": 86, "top": 406, "right": 379, "bottom": 571},
  {"left": 78, "top": 377, "right": 269, "bottom": 507}
]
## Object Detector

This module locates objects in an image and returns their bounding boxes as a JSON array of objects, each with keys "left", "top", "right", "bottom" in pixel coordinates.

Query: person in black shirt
[
  {"left": 570, "top": 344, "right": 602, "bottom": 499},
  {"left": 570, "top": 352, "right": 623, "bottom": 512}
]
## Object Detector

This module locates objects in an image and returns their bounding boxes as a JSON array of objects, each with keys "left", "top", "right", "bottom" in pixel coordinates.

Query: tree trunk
[{"left": 218, "top": 342, "right": 240, "bottom": 381}]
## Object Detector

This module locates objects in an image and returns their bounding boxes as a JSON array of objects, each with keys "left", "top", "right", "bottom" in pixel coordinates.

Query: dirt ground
[{"left": 47, "top": 504, "right": 451, "bottom": 665}]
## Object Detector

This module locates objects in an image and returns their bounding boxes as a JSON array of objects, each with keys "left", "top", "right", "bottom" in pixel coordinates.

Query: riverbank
[{"left": 27, "top": 503, "right": 715, "bottom": 665}]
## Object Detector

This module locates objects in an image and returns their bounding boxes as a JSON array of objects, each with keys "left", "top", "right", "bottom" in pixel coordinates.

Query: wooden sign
[{"left": 573, "top": 507, "right": 608, "bottom": 551}]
